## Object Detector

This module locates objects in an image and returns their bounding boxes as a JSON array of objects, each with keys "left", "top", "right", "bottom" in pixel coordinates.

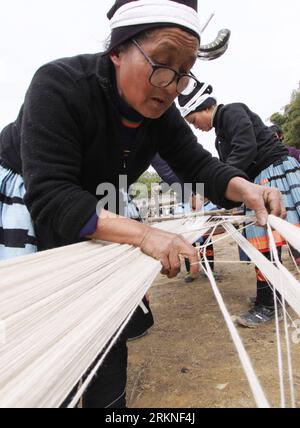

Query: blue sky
[{"left": 0, "top": 0, "right": 299, "bottom": 155}]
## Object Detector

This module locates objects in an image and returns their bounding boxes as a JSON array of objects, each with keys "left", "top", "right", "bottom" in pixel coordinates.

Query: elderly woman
[
  {"left": 0, "top": 0, "right": 284, "bottom": 408},
  {"left": 179, "top": 80, "right": 300, "bottom": 329}
]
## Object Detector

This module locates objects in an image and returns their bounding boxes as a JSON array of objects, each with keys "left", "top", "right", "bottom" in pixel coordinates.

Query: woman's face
[
  {"left": 186, "top": 109, "right": 213, "bottom": 132},
  {"left": 110, "top": 27, "right": 199, "bottom": 119}
]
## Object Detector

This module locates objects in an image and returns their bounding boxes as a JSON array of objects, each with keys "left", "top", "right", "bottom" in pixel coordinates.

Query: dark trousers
[
  {"left": 62, "top": 297, "right": 154, "bottom": 409},
  {"left": 255, "top": 248, "right": 282, "bottom": 307},
  {"left": 82, "top": 340, "right": 128, "bottom": 408},
  {"left": 60, "top": 340, "right": 128, "bottom": 409},
  {"left": 290, "top": 245, "right": 300, "bottom": 260}
]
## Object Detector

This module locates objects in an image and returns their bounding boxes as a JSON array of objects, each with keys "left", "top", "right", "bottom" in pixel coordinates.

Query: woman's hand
[
  {"left": 90, "top": 210, "right": 199, "bottom": 279},
  {"left": 225, "top": 177, "right": 286, "bottom": 225},
  {"left": 139, "top": 228, "right": 199, "bottom": 278}
]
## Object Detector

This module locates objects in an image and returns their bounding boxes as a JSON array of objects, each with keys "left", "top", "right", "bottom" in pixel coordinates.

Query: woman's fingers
[
  {"left": 264, "top": 187, "right": 286, "bottom": 219},
  {"left": 254, "top": 207, "right": 269, "bottom": 227},
  {"left": 175, "top": 236, "right": 199, "bottom": 277},
  {"left": 160, "top": 237, "right": 198, "bottom": 278},
  {"left": 159, "top": 254, "right": 171, "bottom": 275},
  {"left": 141, "top": 229, "right": 199, "bottom": 278},
  {"left": 167, "top": 248, "right": 182, "bottom": 278},
  {"left": 225, "top": 178, "right": 286, "bottom": 226},
  {"left": 240, "top": 184, "right": 286, "bottom": 226},
  {"left": 253, "top": 187, "right": 286, "bottom": 226}
]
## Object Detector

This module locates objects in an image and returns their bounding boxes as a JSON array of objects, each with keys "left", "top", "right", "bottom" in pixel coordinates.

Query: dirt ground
[{"left": 127, "top": 235, "right": 300, "bottom": 408}]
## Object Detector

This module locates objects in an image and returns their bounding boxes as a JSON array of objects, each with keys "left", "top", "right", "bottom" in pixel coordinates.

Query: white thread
[
  {"left": 267, "top": 223, "right": 296, "bottom": 408},
  {"left": 223, "top": 222, "right": 300, "bottom": 318},
  {"left": 268, "top": 215, "right": 300, "bottom": 253},
  {"left": 0, "top": 215, "right": 299, "bottom": 408},
  {"left": 267, "top": 224, "right": 286, "bottom": 408},
  {"left": 202, "top": 249, "right": 270, "bottom": 408},
  {"left": 0, "top": 217, "right": 210, "bottom": 407}
]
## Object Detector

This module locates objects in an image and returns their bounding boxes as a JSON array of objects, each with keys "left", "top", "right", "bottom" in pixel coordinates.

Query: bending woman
[
  {"left": 0, "top": 0, "right": 284, "bottom": 407},
  {"left": 179, "top": 80, "right": 299, "bottom": 328}
]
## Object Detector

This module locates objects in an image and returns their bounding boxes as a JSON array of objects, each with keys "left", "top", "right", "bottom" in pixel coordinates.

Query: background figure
[
  {"left": 269, "top": 124, "right": 285, "bottom": 142},
  {"left": 185, "top": 199, "right": 217, "bottom": 283},
  {"left": 179, "top": 82, "right": 300, "bottom": 328},
  {"left": 287, "top": 146, "right": 300, "bottom": 164},
  {"left": 151, "top": 153, "right": 193, "bottom": 215},
  {"left": 269, "top": 125, "right": 300, "bottom": 266},
  {"left": 152, "top": 154, "right": 214, "bottom": 282}
]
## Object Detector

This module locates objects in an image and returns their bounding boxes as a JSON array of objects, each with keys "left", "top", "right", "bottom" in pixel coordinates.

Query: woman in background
[{"left": 179, "top": 81, "right": 299, "bottom": 328}]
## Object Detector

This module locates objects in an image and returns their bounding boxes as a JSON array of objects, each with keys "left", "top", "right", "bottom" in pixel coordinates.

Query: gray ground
[{"left": 127, "top": 235, "right": 300, "bottom": 408}]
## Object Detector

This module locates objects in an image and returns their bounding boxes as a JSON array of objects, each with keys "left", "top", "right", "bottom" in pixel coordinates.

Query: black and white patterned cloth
[{"left": 0, "top": 161, "right": 37, "bottom": 260}]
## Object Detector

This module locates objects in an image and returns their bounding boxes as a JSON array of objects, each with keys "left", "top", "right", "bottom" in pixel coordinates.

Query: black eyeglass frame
[{"left": 132, "top": 39, "right": 198, "bottom": 95}]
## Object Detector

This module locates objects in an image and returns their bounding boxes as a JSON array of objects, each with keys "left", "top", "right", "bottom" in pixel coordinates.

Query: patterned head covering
[
  {"left": 104, "top": 0, "right": 200, "bottom": 54},
  {"left": 178, "top": 81, "right": 216, "bottom": 117}
]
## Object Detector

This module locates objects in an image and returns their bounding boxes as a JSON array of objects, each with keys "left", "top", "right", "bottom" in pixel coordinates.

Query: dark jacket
[
  {"left": 287, "top": 146, "right": 300, "bottom": 163},
  {"left": 151, "top": 153, "right": 181, "bottom": 187},
  {"left": 0, "top": 54, "right": 246, "bottom": 250},
  {"left": 214, "top": 103, "right": 288, "bottom": 180}
]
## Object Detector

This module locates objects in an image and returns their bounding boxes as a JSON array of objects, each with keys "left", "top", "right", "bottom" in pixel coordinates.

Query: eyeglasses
[{"left": 132, "top": 39, "right": 198, "bottom": 96}]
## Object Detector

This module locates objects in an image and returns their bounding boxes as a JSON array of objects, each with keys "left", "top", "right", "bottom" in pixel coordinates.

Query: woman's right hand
[
  {"left": 139, "top": 228, "right": 200, "bottom": 278},
  {"left": 90, "top": 210, "right": 200, "bottom": 279}
]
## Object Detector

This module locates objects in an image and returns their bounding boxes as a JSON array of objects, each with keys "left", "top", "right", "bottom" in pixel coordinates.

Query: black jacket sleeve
[
  {"left": 151, "top": 153, "right": 182, "bottom": 186},
  {"left": 156, "top": 105, "right": 249, "bottom": 209},
  {"left": 221, "top": 104, "right": 258, "bottom": 171},
  {"left": 20, "top": 63, "right": 98, "bottom": 243}
]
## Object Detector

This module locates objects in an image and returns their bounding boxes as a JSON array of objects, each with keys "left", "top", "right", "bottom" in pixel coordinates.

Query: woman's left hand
[{"left": 225, "top": 177, "right": 286, "bottom": 226}]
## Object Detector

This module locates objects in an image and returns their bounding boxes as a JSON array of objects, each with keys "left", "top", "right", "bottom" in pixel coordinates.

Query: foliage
[
  {"left": 136, "top": 171, "right": 160, "bottom": 194},
  {"left": 270, "top": 84, "right": 300, "bottom": 149}
]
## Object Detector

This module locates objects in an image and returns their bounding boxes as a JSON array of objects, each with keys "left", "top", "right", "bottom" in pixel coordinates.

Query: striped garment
[
  {"left": 245, "top": 156, "right": 300, "bottom": 252},
  {"left": 0, "top": 161, "right": 37, "bottom": 260}
]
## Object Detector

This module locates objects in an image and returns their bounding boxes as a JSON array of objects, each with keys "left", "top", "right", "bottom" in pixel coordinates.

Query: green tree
[
  {"left": 137, "top": 171, "right": 160, "bottom": 194},
  {"left": 270, "top": 85, "right": 300, "bottom": 149}
]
